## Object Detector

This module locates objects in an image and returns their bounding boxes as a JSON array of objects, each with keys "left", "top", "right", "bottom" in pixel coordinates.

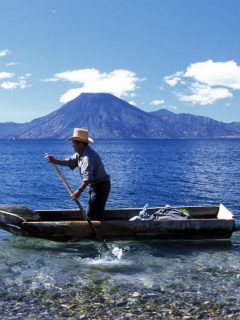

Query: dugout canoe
[{"left": 0, "top": 204, "right": 238, "bottom": 242}]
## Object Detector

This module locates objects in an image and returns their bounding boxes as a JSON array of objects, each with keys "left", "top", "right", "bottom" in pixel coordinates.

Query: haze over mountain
[{"left": 1, "top": 93, "right": 240, "bottom": 139}]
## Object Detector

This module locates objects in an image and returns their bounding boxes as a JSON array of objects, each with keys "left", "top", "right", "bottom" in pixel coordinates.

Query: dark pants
[{"left": 86, "top": 180, "right": 111, "bottom": 220}]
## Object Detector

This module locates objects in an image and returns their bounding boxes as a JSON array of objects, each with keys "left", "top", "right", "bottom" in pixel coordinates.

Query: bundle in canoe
[{"left": 0, "top": 204, "right": 238, "bottom": 242}]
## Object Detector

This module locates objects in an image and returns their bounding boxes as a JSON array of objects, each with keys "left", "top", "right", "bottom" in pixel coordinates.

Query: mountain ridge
[{"left": 1, "top": 93, "right": 240, "bottom": 139}]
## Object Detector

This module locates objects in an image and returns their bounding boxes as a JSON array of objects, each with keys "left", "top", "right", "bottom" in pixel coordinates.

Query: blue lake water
[{"left": 1, "top": 139, "right": 240, "bottom": 319}]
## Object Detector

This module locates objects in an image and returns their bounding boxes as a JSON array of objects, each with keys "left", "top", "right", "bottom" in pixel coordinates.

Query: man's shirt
[{"left": 65, "top": 146, "right": 110, "bottom": 185}]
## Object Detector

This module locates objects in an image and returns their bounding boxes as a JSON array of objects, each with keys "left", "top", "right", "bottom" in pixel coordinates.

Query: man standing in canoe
[{"left": 45, "top": 128, "right": 111, "bottom": 220}]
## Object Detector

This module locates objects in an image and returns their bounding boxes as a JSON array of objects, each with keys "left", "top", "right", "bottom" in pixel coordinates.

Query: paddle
[{"left": 49, "top": 162, "right": 111, "bottom": 253}]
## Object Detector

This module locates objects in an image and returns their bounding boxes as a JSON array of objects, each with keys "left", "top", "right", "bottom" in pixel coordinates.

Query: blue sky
[{"left": 1, "top": 0, "right": 240, "bottom": 123}]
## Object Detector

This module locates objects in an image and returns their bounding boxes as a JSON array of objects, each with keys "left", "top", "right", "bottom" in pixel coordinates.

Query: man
[{"left": 45, "top": 128, "right": 111, "bottom": 220}]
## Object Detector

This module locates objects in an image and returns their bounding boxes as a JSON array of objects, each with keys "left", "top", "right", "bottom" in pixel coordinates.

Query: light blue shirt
[{"left": 66, "top": 146, "right": 110, "bottom": 185}]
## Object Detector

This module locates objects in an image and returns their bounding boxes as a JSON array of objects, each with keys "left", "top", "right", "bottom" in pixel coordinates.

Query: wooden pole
[{"left": 50, "top": 162, "right": 111, "bottom": 252}]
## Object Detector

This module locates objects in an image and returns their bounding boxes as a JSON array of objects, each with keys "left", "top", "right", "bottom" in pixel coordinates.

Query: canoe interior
[{"left": 35, "top": 205, "right": 229, "bottom": 221}]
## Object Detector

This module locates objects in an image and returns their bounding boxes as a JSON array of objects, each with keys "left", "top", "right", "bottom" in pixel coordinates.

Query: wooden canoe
[{"left": 0, "top": 204, "right": 238, "bottom": 242}]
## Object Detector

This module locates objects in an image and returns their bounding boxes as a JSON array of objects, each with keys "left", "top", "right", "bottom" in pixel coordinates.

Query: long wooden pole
[{"left": 50, "top": 162, "right": 111, "bottom": 252}]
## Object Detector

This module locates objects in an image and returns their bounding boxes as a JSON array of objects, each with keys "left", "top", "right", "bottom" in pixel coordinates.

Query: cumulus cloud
[
  {"left": 164, "top": 60, "right": 240, "bottom": 105},
  {"left": 0, "top": 49, "right": 11, "bottom": 57},
  {"left": 0, "top": 73, "right": 31, "bottom": 90},
  {"left": 60, "top": 88, "right": 83, "bottom": 103},
  {"left": 47, "top": 68, "right": 142, "bottom": 103},
  {"left": 0, "top": 72, "right": 14, "bottom": 80},
  {"left": 164, "top": 72, "right": 183, "bottom": 87},
  {"left": 184, "top": 60, "right": 240, "bottom": 89},
  {"left": 151, "top": 99, "right": 165, "bottom": 106},
  {"left": 1, "top": 80, "right": 29, "bottom": 90},
  {"left": 54, "top": 68, "right": 100, "bottom": 83},
  {"left": 0, "top": 50, "right": 31, "bottom": 90},
  {"left": 178, "top": 83, "right": 232, "bottom": 105}
]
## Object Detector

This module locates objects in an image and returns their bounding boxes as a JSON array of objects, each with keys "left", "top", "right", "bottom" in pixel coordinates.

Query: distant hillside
[
  {"left": 1, "top": 93, "right": 240, "bottom": 139},
  {"left": 150, "top": 109, "right": 240, "bottom": 138},
  {"left": 0, "top": 122, "right": 25, "bottom": 139}
]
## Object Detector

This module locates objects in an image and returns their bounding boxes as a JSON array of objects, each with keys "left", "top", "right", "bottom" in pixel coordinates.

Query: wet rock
[
  {"left": 116, "top": 300, "right": 127, "bottom": 307},
  {"left": 131, "top": 291, "right": 140, "bottom": 298}
]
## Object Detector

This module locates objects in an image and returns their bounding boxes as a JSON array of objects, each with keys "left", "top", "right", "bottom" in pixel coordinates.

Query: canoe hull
[
  {"left": 22, "top": 219, "right": 235, "bottom": 242},
  {"left": 0, "top": 204, "right": 236, "bottom": 242}
]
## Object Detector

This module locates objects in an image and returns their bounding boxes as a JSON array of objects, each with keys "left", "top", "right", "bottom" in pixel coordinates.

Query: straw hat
[{"left": 68, "top": 128, "right": 94, "bottom": 143}]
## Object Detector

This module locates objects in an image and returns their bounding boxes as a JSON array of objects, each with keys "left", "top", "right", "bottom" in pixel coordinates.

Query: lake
[{"left": 0, "top": 139, "right": 240, "bottom": 319}]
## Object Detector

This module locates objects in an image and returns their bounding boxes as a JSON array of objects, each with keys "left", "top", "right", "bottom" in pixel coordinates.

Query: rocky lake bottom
[{"left": 1, "top": 235, "right": 240, "bottom": 319}]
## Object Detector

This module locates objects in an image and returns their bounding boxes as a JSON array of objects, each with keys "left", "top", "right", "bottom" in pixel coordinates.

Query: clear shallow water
[{"left": 1, "top": 139, "right": 240, "bottom": 319}]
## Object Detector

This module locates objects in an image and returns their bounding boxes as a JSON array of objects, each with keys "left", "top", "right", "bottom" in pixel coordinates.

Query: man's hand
[
  {"left": 71, "top": 189, "right": 81, "bottom": 200},
  {"left": 45, "top": 153, "right": 56, "bottom": 163}
]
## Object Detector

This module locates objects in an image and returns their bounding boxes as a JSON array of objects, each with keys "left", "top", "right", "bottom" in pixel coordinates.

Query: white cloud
[
  {"left": 19, "top": 73, "right": 32, "bottom": 80},
  {"left": 164, "top": 71, "right": 183, "bottom": 87},
  {"left": 0, "top": 49, "right": 11, "bottom": 57},
  {"left": 0, "top": 51, "right": 31, "bottom": 90},
  {"left": 6, "top": 62, "right": 19, "bottom": 66},
  {"left": 55, "top": 68, "right": 100, "bottom": 83},
  {"left": 151, "top": 99, "right": 165, "bottom": 106},
  {"left": 184, "top": 60, "right": 240, "bottom": 89},
  {"left": 178, "top": 82, "right": 232, "bottom": 105},
  {"left": 0, "top": 72, "right": 14, "bottom": 80},
  {"left": 43, "top": 77, "right": 59, "bottom": 82},
  {"left": 60, "top": 88, "right": 83, "bottom": 103},
  {"left": 128, "top": 100, "right": 137, "bottom": 106},
  {"left": 1, "top": 80, "right": 29, "bottom": 90},
  {"left": 164, "top": 60, "right": 240, "bottom": 105},
  {"left": 0, "top": 71, "right": 30, "bottom": 90},
  {"left": 49, "top": 68, "right": 141, "bottom": 103}
]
